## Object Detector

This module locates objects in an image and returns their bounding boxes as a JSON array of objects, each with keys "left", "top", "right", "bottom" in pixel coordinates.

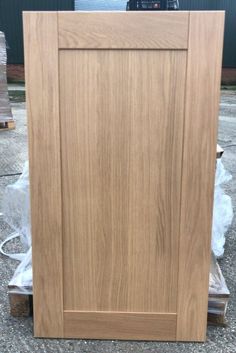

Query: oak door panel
[
  {"left": 60, "top": 49, "right": 186, "bottom": 313},
  {"left": 177, "top": 11, "right": 225, "bottom": 341},
  {"left": 23, "top": 12, "right": 64, "bottom": 338},
  {"left": 23, "top": 11, "right": 224, "bottom": 341},
  {"left": 63, "top": 312, "right": 177, "bottom": 340},
  {"left": 58, "top": 12, "right": 189, "bottom": 49}
]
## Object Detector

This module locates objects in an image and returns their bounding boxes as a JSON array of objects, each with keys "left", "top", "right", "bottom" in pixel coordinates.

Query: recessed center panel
[{"left": 59, "top": 49, "right": 186, "bottom": 313}]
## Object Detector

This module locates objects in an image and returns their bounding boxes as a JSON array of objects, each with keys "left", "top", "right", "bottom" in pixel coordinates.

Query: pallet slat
[{"left": 0, "top": 120, "right": 15, "bottom": 131}]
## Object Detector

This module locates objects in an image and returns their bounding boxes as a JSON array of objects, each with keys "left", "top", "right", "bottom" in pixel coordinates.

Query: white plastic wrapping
[
  {"left": 8, "top": 248, "right": 32, "bottom": 294},
  {"left": 209, "top": 252, "right": 229, "bottom": 296},
  {"left": 1, "top": 158, "right": 233, "bottom": 295},
  {"left": 212, "top": 159, "right": 233, "bottom": 258},
  {"left": 0, "top": 32, "right": 7, "bottom": 65},
  {"left": 208, "top": 252, "right": 229, "bottom": 325},
  {"left": 3, "top": 161, "right": 31, "bottom": 249},
  {"left": 1, "top": 162, "right": 32, "bottom": 294}
]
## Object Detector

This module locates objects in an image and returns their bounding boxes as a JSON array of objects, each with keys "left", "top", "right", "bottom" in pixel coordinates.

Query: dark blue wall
[
  {"left": 0, "top": 0, "right": 74, "bottom": 64},
  {"left": 179, "top": 0, "right": 236, "bottom": 68}
]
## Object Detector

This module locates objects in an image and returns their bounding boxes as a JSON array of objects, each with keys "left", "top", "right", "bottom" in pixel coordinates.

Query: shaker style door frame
[{"left": 23, "top": 11, "right": 224, "bottom": 341}]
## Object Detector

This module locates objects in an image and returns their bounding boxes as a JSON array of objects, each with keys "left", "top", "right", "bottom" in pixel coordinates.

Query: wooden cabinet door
[{"left": 23, "top": 11, "right": 224, "bottom": 341}]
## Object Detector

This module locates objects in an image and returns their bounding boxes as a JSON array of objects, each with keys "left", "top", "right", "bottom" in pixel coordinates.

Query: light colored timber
[
  {"left": 64, "top": 311, "right": 177, "bottom": 340},
  {"left": 60, "top": 49, "right": 186, "bottom": 313},
  {"left": 23, "top": 11, "right": 224, "bottom": 340},
  {"left": 177, "top": 11, "right": 225, "bottom": 342},
  {"left": 23, "top": 12, "right": 64, "bottom": 337},
  {"left": 58, "top": 11, "right": 189, "bottom": 49}
]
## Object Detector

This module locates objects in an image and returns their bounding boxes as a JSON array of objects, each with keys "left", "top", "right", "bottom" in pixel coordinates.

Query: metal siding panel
[
  {"left": 179, "top": 0, "right": 236, "bottom": 67},
  {"left": 0, "top": 0, "right": 74, "bottom": 64},
  {"left": 59, "top": 0, "right": 75, "bottom": 10},
  {"left": 216, "top": 0, "right": 236, "bottom": 67},
  {"left": 0, "top": 0, "right": 23, "bottom": 63},
  {"left": 179, "top": 0, "right": 214, "bottom": 10}
]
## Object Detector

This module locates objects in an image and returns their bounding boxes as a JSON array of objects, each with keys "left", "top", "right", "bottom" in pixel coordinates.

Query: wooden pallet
[
  {"left": 8, "top": 285, "right": 32, "bottom": 317},
  {"left": 0, "top": 120, "right": 15, "bottom": 131},
  {"left": 208, "top": 297, "right": 229, "bottom": 326},
  {"left": 8, "top": 292, "right": 229, "bottom": 326},
  {"left": 8, "top": 292, "right": 33, "bottom": 317},
  {"left": 8, "top": 253, "right": 229, "bottom": 324},
  {"left": 8, "top": 291, "right": 228, "bottom": 325}
]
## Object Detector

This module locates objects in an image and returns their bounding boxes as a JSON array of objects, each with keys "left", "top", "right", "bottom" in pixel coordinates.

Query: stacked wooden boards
[
  {"left": 23, "top": 11, "right": 224, "bottom": 341},
  {"left": 0, "top": 32, "right": 14, "bottom": 131}
]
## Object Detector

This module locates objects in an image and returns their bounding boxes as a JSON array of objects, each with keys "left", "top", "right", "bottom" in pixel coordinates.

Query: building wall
[
  {"left": 179, "top": 0, "right": 236, "bottom": 68},
  {"left": 0, "top": 0, "right": 74, "bottom": 64}
]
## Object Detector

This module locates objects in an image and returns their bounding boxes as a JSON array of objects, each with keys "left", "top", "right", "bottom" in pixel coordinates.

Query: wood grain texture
[
  {"left": 60, "top": 50, "right": 187, "bottom": 314},
  {"left": 64, "top": 311, "right": 177, "bottom": 340},
  {"left": 23, "top": 12, "right": 64, "bottom": 337},
  {"left": 58, "top": 11, "right": 189, "bottom": 49},
  {"left": 177, "top": 11, "right": 225, "bottom": 342},
  {"left": 24, "top": 10, "right": 224, "bottom": 341}
]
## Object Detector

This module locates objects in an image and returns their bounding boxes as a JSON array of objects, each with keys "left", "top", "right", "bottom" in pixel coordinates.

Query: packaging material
[
  {"left": 2, "top": 161, "right": 31, "bottom": 249},
  {"left": 0, "top": 231, "right": 26, "bottom": 261},
  {"left": 208, "top": 252, "right": 229, "bottom": 326},
  {"left": 1, "top": 161, "right": 32, "bottom": 294},
  {"left": 212, "top": 159, "right": 233, "bottom": 258},
  {"left": 8, "top": 248, "right": 32, "bottom": 294},
  {"left": 0, "top": 32, "right": 7, "bottom": 65},
  {"left": 216, "top": 144, "right": 224, "bottom": 159},
  {"left": 209, "top": 252, "right": 229, "bottom": 297},
  {"left": 0, "top": 31, "right": 13, "bottom": 122}
]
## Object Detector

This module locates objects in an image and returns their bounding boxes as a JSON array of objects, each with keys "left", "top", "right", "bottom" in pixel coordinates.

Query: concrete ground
[{"left": 0, "top": 85, "right": 235, "bottom": 353}]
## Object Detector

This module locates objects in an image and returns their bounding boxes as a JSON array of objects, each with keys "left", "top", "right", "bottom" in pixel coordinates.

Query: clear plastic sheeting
[
  {"left": 208, "top": 252, "right": 229, "bottom": 325},
  {"left": 0, "top": 231, "right": 26, "bottom": 262},
  {"left": 1, "top": 161, "right": 32, "bottom": 294},
  {"left": 1, "top": 159, "right": 233, "bottom": 295},
  {"left": 0, "top": 32, "right": 7, "bottom": 65},
  {"left": 209, "top": 252, "right": 229, "bottom": 297},
  {"left": 8, "top": 248, "right": 32, "bottom": 294},
  {"left": 212, "top": 159, "right": 233, "bottom": 258},
  {"left": 3, "top": 161, "right": 31, "bottom": 249}
]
